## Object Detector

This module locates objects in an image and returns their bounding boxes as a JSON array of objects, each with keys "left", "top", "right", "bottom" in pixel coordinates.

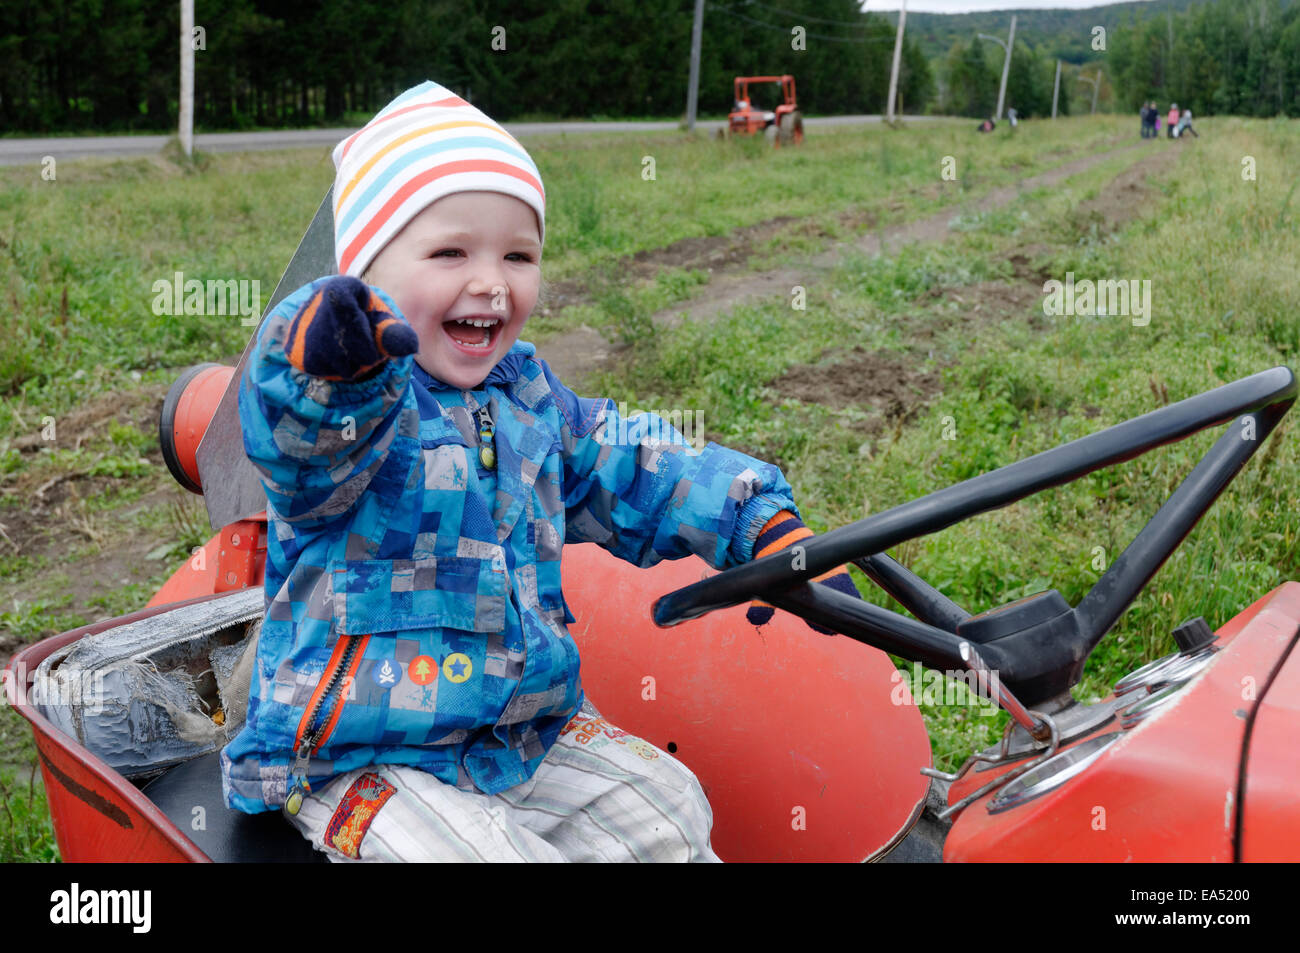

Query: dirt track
[{"left": 533, "top": 142, "right": 1182, "bottom": 390}]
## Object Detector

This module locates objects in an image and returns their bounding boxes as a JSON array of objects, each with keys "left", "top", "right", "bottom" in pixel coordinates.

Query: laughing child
[{"left": 222, "top": 81, "right": 859, "bottom": 862}]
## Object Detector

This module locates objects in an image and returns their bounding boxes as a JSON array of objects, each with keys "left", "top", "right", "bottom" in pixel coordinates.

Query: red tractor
[
  {"left": 5, "top": 186, "right": 1300, "bottom": 865},
  {"left": 727, "top": 74, "right": 803, "bottom": 146}
]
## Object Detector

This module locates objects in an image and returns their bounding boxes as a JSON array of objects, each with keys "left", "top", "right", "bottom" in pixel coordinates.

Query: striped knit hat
[{"left": 331, "top": 81, "right": 546, "bottom": 279}]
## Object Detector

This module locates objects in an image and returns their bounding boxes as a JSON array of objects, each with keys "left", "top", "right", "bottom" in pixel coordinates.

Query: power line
[
  {"left": 737, "top": 0, "right": 873, "bottom": 29},
  {"left": 706, "top": 3, "right": 900, "bottom": 44}
]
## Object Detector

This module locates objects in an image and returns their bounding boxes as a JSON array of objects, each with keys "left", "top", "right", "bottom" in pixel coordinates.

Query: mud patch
[
  {"left": 540, "top": 212, "right": 852, "bottom": 317},
  {"left": 940, "top": 279, "right": 1043, "bottom": 321},
  {"left": 771, "top": 347, "right": 944, "bottom": 434},
  {"left": 904, "top": 243, "right": 1054, "bottom": 338},
  {"left": 6, "top": 385, "right": 166, "bottom": 457},
  {"left": 1004, "top": 243, "right": 1054, "bottom": 282},
  {"left": 642, "top": 144, "right": 1151, "bottom": 334},
  {"left": 1074, "top": 145, "right": 1180, "bottom": 230},
  {"left": 0, "top": 481, "right": 200, "bottom": 664},
  {"left": 538, "top": 277, "right": 588, "bottom": 314},
  {"left": 0, "top": 381, "right": 195, "bottom": 664},
  {"left": 531, "top": 324, "right": 617, "bottom": 390},
  {"left": 624, "top": 214, "right": 851, "bottom": 279}
]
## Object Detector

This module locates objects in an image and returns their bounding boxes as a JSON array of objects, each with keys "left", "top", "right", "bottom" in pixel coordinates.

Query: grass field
[{"left": 1, "top": 114, "right": 1297, "bottom": 860}]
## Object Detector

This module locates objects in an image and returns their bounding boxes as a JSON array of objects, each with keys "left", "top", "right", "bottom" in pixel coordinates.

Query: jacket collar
[{"left": 411, "top": 340, "right": 537, "bottom": 393}]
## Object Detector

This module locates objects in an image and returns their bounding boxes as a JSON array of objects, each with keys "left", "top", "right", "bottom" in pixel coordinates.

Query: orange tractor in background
[{"left": 727, "top": 74, "right": 803, "bottom": 146}]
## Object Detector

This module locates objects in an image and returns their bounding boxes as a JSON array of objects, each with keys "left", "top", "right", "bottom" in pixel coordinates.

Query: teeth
[{"left": 453, "top": 318, "right": 500, "bottom": 328}]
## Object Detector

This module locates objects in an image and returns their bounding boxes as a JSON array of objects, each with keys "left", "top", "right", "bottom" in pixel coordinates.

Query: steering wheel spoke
[{"left": 652, "top": 367, "right": 1296, "bottom": 708}]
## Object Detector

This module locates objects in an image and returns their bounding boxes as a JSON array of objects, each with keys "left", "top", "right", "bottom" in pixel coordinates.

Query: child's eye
[
  {"left": 429, "top": 248, "right": 463, "bottom": 258},
  {"left": 506, "top": 252, "right": 535, "bottom": 263}
]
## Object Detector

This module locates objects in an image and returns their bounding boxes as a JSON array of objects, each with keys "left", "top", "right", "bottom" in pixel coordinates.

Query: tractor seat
[
  {"left": 143, "top": 696, "right": 605, "bottom": 863},
  {"left": 142, "top": 751, "right": 325, "bottom": 863}
]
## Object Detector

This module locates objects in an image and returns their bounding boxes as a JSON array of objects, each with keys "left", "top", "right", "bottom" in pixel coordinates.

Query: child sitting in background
[
  {"left": 222, "top": 81, "right": 860, "bottom": 862},
  {"left": 1175, "top": 108, "right": 1199, "bottom": 138}
]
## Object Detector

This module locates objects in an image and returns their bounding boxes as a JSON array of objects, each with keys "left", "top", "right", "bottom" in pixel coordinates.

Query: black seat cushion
[{"left": 142, "top": 751, "right": 326, "bottom": 863}]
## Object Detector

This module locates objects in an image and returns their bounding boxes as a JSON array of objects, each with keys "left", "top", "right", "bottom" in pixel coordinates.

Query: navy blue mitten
[
  {"left": 284, "top": 276, "right": 418, "bottom": 381},
  {"left": 746, "top": 511, "right": 862, "bottom": 634}
]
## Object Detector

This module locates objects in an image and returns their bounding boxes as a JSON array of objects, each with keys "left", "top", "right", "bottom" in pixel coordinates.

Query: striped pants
[{"left": 286, "top": 706, "right": 721, "bottom": 862}]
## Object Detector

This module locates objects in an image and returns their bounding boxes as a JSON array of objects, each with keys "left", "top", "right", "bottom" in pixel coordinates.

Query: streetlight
[{"left": 976, "top": 14, "right": 1016, "bottom": 121}]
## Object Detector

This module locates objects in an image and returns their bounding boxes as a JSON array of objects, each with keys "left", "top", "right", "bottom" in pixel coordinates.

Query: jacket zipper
[
  {"left": 286, "top": 633, "right": 367, "bottom": 814},
  {"left": 474, "top": 402, "right": 496, "bottom": 470}
]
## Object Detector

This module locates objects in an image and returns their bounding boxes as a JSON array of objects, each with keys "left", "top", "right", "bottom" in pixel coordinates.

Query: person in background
[
  {"left": 1175, "top": 108, "right": 1199, "bottom": 138},
  {"left": 1167, "top": 103, "right": 1179, "bottom": 139}
]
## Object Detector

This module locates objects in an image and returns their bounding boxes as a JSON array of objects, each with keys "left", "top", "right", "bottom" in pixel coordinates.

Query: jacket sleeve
[
  {"left": 541, "top": 362, "right": 798, "bottom": 570},
  {"left": 238, "top": 277, "right": 417, "bottom": 531}
]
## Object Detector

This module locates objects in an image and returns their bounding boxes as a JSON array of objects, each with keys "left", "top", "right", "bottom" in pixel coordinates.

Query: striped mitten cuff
[{"left": 746, "top": 511, "right": 860, "bottom": 634}]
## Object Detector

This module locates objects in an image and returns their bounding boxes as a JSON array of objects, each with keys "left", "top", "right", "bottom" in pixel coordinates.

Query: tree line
[
  {"left": 939, "top": 38, "right": 1076, "bottom": 119},
  {"left": 936, "top": 0, "right": 1300, "bottom": 119},
  {"left": 902, "top": 0, "right": 1206, "bottom": 64},
  {"left": 1106, "top": 0, "right": 1300, "bottom": 115},
  {"left": 6, "top": 0, "right": 1294, "bottom": 132},
  {"left": 0, "top": 0, "right": 933, "bottom": 133}
]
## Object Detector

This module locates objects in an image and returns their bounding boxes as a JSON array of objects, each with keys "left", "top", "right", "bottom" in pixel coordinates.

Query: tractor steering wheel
[{"left": 652, "top": 367, "right": 1296, "bottom": 707}]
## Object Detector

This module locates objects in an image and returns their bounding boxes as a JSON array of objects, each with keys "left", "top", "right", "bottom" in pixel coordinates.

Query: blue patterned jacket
[{"left": 221, "top": 277, "right": 797, "bottom": 813}]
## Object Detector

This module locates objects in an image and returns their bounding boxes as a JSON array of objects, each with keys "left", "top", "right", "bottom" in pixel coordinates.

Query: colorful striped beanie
[{"left": 331, "top": 81, "right": 546, "bottom": 279}]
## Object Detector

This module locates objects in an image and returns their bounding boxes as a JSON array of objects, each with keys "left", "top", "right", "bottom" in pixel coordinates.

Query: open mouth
[{"left": 442, "top": 315, "right": 504, "bottom": 355}]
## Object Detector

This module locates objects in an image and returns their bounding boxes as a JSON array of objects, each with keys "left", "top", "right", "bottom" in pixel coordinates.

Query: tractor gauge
[
  {"left": 1144, "top": 646, "right": 1216, "bottom": 690},
  {"left": 986, "top": 731, "right": 1121, "bottom": 815},
  {"left": 1113, "top": 651, "right": 1182, "bottom": 698},
  {"left": 1118, "top": 681, "right": 1186, "bottom": 729},
  {"left": 1113, "top": 645, "right": 1217, "bottom": 700}
]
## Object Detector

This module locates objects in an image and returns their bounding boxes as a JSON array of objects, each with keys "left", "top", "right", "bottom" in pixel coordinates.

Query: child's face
[{"left": 366, "top": 191, "right": 542, "bottom": 390}]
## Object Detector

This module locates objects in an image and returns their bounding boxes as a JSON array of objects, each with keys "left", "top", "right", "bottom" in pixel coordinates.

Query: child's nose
[{"left": 466, "top": 261, "right": 509, "bottom": 299}]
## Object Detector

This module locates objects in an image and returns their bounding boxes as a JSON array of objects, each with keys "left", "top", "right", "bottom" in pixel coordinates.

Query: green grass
[
  {"left": 1, "top": 115, "right": 1296, "bottom": 856},
  {"left": 592, "top": 116, "right": 1300, "bottom": 765},
  {"left": 534, "top": 119, "right": 1130, "bottom": 278},
  {"left": 0, "top": 117, "right": 1132, "bottom": 443},
  {"left": 0, "top": 703, "right": 58, "bottom": 862}
]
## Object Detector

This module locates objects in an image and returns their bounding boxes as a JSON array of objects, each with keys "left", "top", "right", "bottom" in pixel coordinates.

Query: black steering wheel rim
[{"left": 652, "top": 366, "right": 1296, "bottom": 706}]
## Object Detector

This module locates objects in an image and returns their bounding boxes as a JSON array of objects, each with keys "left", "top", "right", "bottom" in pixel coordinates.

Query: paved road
[{"left": 0, "top": 115, "right": 945, "bottom": 166}]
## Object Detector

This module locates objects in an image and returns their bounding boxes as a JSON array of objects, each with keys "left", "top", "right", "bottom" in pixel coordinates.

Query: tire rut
[{"left": 535, "top": 141, "right": 1175, "bottom": 390}]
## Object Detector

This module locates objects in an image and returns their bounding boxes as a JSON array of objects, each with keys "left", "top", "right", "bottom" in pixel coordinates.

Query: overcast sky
[{"left": 864, "top": 0, "right": 1160, "bottom": 11}]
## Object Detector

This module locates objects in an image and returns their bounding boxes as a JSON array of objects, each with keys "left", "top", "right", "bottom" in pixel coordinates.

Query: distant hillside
[
  {"left": 900, "top": 0, "right": 1300, "bottom": 118},
  {"left": 889, "top": 0, "right": 1221, "bottom": 63}
]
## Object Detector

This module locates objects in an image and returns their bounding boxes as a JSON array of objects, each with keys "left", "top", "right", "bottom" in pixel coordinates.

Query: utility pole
[
  {"left": 886, "top": 0, "right": 907, "bottom": 124},
  {"left": 977, "top": 15, "right": 1016, "bottom": 120},
  {"left": 180, "top": 0, "right": 193, "bottom": 156},
  {"left": 998, "top": 15, "right": 1016, "bottom": 121},
  {"left": 685, "top": 0, "right": 704, "bottom": 130},
  {"left": 1051, "top": 59, "right": 1061, "bottom": 118},
  {"left": 1077, "top": 72, "right": 1101, "bottom": 115}
]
